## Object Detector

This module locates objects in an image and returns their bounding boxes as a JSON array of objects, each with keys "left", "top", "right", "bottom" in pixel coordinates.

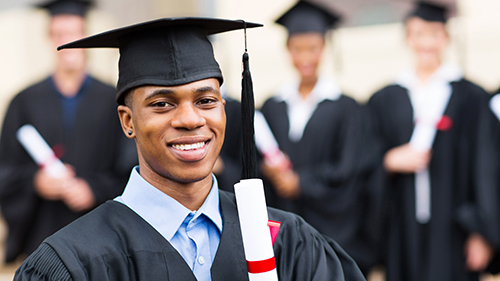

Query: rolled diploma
[
  {"left": 254, "top": 111, "right": 288, "bottom": 168},
  {"left": 16, "top": 124, "right": 67, "bottom": 178},
  {"left": 234, "top": 179, "right": 278, "bottom": 281},
  {"left": 409, "top": 122, "right": 436, "bottom": 224}
]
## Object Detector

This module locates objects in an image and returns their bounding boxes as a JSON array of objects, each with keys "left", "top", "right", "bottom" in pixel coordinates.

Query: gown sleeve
[
  {"left": 0, "top": 94, "right": 40, "bottom": 261},
  {"left": 14, "top": 243, "right": 73, "bottom": 281}
]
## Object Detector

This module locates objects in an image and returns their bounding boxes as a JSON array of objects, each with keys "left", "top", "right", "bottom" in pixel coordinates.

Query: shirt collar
[
  {"left": 115, "top": 166, "right": 222, "bottom": 241},
  {"left": 275, "top": 77, "right": 341, "bottom": 103},
  {"left": 396, "top": 63, "right": 463, "bottom": 89}
]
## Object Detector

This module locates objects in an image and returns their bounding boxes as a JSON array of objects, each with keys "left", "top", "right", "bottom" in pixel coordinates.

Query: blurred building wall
[{"left": 0, "top": 0, "right": 499, "bottom": 128}]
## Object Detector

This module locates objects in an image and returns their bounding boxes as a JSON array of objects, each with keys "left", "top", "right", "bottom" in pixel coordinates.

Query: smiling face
[
  {"left": 49, "top": 14, "right": 86, "bottom": 72},
  {"left": 406, "top": 17, "right": 449, "bottom": 67},
  {"left": 118, "top": 78, "right": 226, "bottom": 187},
  {"left": 287, "top": 32, "right": 324, "bottom": 80}
]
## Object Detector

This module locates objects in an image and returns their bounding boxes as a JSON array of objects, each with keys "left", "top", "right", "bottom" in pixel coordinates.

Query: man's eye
[
  {"left": 198, "top": 99, "right": 215, "bottom": 105},
  {"left": 152, "top": 102, "right": 168, "bottom": 107}
]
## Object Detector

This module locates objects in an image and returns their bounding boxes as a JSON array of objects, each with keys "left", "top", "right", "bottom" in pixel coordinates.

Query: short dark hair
[{"left": 121, "top": 88, "right": 134, "bottom": 109}]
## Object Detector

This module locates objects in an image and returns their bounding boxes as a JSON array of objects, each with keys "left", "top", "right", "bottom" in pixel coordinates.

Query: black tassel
[{"left": 241, "top": 23, "right": 258, "bottom": 179}]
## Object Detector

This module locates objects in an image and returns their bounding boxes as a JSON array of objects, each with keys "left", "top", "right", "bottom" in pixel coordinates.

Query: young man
[
  {"left": 259, "top": 0, "right": 374, "bottom": 273},
  {"left": 367, "top": 2, "right": 495, "bottom": 280},
  {"left": 14, "top": 17, "right": 365, "bottom": 281},
  {"left": 0, "top": 0, "right": 135, "bottom": 263}
]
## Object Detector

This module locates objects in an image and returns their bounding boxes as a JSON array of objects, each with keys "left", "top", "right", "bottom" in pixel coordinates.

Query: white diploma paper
[
  {"left": 16, "top": 124, "right": 67, "bottom": 178},
  {"left": 234, "top": 179, "right": 278, "bottom": 281},
  {"left": 254, "top": 111, "right": 288, "bottom": 168}
]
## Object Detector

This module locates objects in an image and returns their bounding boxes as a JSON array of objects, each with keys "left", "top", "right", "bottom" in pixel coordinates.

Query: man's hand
[
  {"left": 465, "top": 233, "right": 494, "bottom": 272},
  {"left": 34, "top": 164, "right": 76, "bottom": 200},
  {"left": 261, "top": 155, "right": 300, "bottom": 199},
  {"left": 61, "top": 178, "right": 96, "bottom": 212},
  {"left": 383, "top": 143, "right": 431, "bottom": 173},
  {"left": 34, "top": 164, "right": 95, "bottom": 212}
]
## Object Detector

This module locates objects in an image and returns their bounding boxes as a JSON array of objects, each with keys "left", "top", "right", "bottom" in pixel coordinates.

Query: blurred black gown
[
  {"left": 367, "top": 79, "right": 494, "bottom": 281},
  {"left": 260, "top": 83, "right": 376, "bottom": 273},
  {"left": 0, "top": 76, "right": 136, "bottom": 262}
]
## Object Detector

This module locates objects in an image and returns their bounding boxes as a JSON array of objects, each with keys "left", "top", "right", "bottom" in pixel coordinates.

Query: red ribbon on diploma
[
  {"left": 244, "top": 220, "right": 281, "bottom": 274},
  {"left": 247, "top": 257, "right": 276, "bottom": 274}
]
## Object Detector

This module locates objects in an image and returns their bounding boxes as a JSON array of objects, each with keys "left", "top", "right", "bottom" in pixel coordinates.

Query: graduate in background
[
  {"left": 367, "top": 2, "right": 494, "bottom": 280},
  {"left": 259, "top": 0, "right": 374, "bottom": 274},
  {"left": 14, "top": 17, "right": 365, "bottom": 280},
  {"left": 0, "top": 0, "right": 136, "bottom": 263}
]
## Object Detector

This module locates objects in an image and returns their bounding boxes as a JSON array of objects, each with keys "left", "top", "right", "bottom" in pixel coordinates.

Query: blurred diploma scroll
[
  {"left": 16, "top": 124, "right": 67, "bottom": 178},
  {"left": 254, "top": 111, "right": 290, "bottom": 169},
  {"left": 234, "top": 179, "right": 279, "bottom": 280},
  {"left": 409, "top": 120, "right": 436, "bottom": 224}
]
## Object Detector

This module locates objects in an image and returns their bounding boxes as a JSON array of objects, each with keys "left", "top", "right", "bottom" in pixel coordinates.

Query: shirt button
[{"left": 198, "top": 256, "right": 205, "bottom": 265}]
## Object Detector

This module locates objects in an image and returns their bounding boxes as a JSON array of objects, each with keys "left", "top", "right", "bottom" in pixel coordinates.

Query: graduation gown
[
  {"left": 14, "top": 190, "right": 365, "bottom": 281},
  {"left": 260, "top": 93, "right": 374, "bottom": 272},
  {"left": 475, "top": 94, "right": 500, "bottom": 274},
  {"left": 367, "top": 79, "right": 492, "bottom": 281},
  {"left": 0, "top": 76, "right": 136, "bottom": 262}
]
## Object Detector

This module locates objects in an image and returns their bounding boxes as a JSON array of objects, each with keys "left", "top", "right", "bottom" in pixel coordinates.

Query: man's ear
[{"left": 117, "top": 105, "right": 135, "bottom": 139}]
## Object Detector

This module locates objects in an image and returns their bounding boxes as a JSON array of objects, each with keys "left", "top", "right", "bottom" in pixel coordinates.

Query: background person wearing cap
[
  {"left": 13, "top": 17, "right": 365, "bottom": 281},
  {"left": 259, "top": 0, "right": 375, "bottom": 274},
  {"left": 0, "top": 0, "right": 136, "bottom": 263},
  {"left": 366, "top": 1, "right": 495, "bottom": 280}
]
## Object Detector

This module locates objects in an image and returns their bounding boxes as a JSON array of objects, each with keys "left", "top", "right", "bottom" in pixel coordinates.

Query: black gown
[
  {"left": 14, "top": 190, "right": 365, "bottom": 281},
  {"left": 260, "top": 94, "right": 375, "bottom": 273},
  {"left": 216, "top": 97, "right": 242, "bottom": 192},
  {"left": 0, "top": 76, "right": 136, "bottom": 262},
  {"left": 367, "top": 79, "right": 492, "bottom": 281},
  {"left": 475, "top": 93, "right": 500, "bottom": 274}
]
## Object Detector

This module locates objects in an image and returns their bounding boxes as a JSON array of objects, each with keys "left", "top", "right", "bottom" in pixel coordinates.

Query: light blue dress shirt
[{"left": 114, "top": 166, "right": 223, "bottom": 281}]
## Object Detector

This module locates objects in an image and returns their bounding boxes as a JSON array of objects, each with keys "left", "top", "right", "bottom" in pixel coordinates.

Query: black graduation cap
[
  {"left": 408, "top": 1, "right": 448, "bottom": 23},
  {"left": 275, "top": 0, "right": 341, "bottom": 36},
  {"left": 58, "top": 17, "right": 262, "bottom": 179},
  {"left": 38, "top": 0, "right": 92, "bottom": 17}
]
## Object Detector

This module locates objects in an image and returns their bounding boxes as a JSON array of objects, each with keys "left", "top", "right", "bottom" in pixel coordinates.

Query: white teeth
[{"left": 172, "top": 142, "right": 205, "bottom": 151}]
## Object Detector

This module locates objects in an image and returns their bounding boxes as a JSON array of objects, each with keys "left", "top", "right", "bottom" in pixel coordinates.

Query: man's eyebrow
[
  {"left": 194, "top": 86, "right": 220, "bottom": 95},
  {"left": 144, "top": 89, "right": 174, "bottom": 101}
]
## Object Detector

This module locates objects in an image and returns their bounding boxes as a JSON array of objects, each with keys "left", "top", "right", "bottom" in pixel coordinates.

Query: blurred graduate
[
  {"left": 367, "top": 1, "right": 496, "bottom": 280},
  {"left": 0, "top": 0, "right": 136, "bottom": 263},
  {"left": 259, "top": 0, "right": 374, "bottom": 274}
]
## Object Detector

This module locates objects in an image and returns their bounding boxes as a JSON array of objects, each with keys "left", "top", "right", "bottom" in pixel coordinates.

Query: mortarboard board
[
  {"left": 408, "top": 1, "right": 448, "bottom": 23},
  {"left": 38, "top": 0, "right": 92, "bottom": 17},
  {"left": 275, "top": 0, "right": 341, "bottom": 36},
  {"left": 58, "top": 17, "right": 262, "bottom": 178},
  {"left": 58, "top": 18, "right": 261, "bottom": 105}
]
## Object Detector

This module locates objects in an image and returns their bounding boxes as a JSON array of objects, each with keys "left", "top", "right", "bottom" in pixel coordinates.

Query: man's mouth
[
  {"left": 171, "top": 141, "right": 206, "bottom": 151},
  {"left": 168, "top": 139, "right": 211, "bottom": 162}
]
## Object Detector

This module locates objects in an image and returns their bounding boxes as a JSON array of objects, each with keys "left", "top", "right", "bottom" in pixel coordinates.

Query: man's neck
[
  {"left": 140, "top": 168, "right": 213, "bottom": 211},
  {"left": 52, "top": 68, "right": 87, "bottom": 98}
]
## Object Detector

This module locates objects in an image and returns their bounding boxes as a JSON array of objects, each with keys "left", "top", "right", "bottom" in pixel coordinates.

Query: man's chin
[{"left": 167, "top": 170, "right": 213, "bottom": 185}]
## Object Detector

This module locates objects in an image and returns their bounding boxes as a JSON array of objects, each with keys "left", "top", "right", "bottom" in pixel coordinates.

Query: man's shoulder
[
  {"left": 45, "top": 201, "right": 161, "bottom": 258},
  {"left": 14, "top": 77, "right": 53, "bottom": 100}
]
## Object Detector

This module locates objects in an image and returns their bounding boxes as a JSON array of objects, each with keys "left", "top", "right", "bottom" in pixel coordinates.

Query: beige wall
[
  {"left": 214, "top": 0, "right": 500, "bottom": 106},
  {"left": 1, "top": 0, "right": 500, "bottom": 121}
]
